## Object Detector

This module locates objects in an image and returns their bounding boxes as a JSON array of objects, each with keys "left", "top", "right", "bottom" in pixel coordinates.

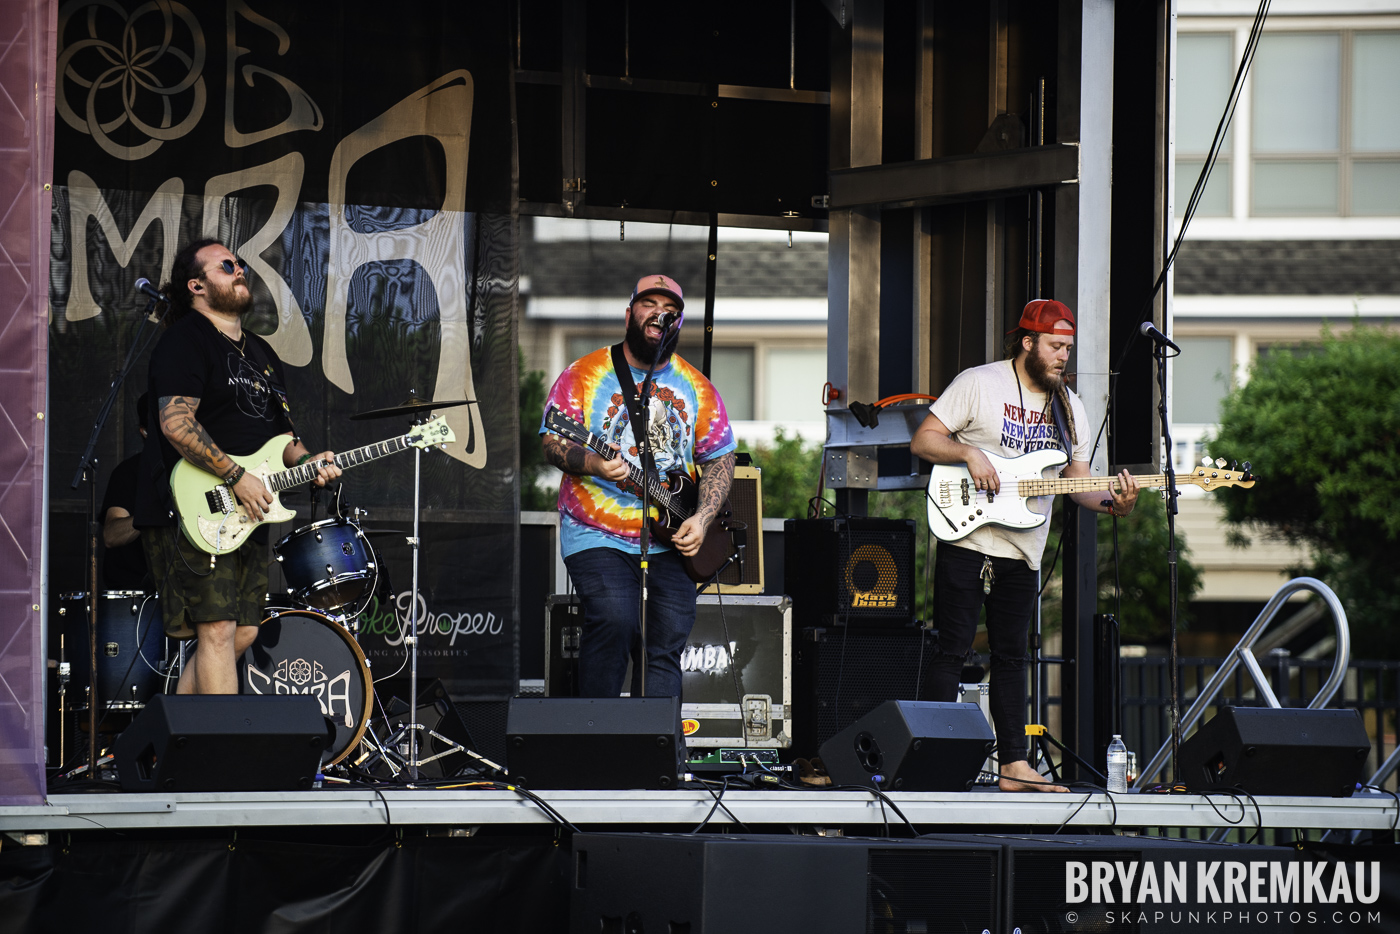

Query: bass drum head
[{"left": 240, "top": 610, "right": 372, "bottom": 766}]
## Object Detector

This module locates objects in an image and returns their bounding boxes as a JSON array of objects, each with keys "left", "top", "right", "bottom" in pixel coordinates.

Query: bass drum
[{"left": 240, "top": 610, "right": 372, "bottom": 766}]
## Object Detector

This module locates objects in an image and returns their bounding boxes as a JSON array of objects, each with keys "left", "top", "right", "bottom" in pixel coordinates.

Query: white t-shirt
[{"left": 929, "top": 358, "right": 1093, "bottom": 568}]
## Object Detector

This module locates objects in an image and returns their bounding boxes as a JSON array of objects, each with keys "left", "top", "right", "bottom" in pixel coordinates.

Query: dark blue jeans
[
  {"left": 931, "top": 543, "right": 1038, "bottom": 765},
  {"left": 563, "top": 547, "right": 698, "bottom": 698}
]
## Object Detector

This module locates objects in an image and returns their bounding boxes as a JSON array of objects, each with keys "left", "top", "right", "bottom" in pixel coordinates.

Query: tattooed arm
[
  {"left": 671, "top": 452, "right": 736, "bottom": 557},
  {"left": 158, "top": 395, "right": 275, "bottom": 521},
  {"left": 541, "top": 433, "right": 629, "bottom": 483}
]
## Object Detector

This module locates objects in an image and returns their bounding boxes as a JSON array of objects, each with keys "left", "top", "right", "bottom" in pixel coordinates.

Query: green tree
[
  {"left": 1041, "top": 494, "right": 1203, "bottom": 643},
  {"left": 738, "top": 427, "right": 826, "bottom": 521},
  {"left": 519, "top": 351, "right": 555, "bottom": 511},
  {"left": 1208, "top": 324, "right": 1400, "bottom": 657}
]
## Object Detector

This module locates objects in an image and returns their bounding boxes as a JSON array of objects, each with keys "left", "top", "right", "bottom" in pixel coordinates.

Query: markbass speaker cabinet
[
  {"left": 792, "top": 626, "right": 940, "bottom": 755},
  {"left": 784, "top": 517, "right": 915, "bottom": 627},
  {"left": 114, "top": 694, "right": 330, "bottom": 792},
  {"left": 506, "top": 696, "right": 682, "bottom": 789},
  {"left": 819, "top": 700, "right": 995, "bottom": 791},
  {"left": 707, "top": 464, "right": 763, "bottom": 593},
  {"left": 1177, "top": 706, "right": 1371, "bottom": 797},
  {"left": 570, "top": 833, "right": 1002, "bottom": 934}
]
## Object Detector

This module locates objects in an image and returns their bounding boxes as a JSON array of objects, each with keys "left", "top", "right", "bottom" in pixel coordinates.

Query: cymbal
[
  {"left": 358, "top": 528, "right": 408, "bottom": 537},
  {"left": 350, "top": 395, "right": 475, "bottom": 421}
]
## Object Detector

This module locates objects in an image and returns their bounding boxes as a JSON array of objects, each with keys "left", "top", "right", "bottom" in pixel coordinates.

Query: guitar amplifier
[
  {"left": 705, "top": 464, "right": 763, "bottom": 594},
  {"left": 784, "top": 517, "right": 916, "bottom": 627},
  {"left": 545, "top": 594, "right": 791, "bottom": 749}
]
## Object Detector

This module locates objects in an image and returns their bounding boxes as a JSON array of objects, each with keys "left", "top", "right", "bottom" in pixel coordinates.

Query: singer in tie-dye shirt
[{"left": 539, "top": 274, "right": 736, "bottom": 699}]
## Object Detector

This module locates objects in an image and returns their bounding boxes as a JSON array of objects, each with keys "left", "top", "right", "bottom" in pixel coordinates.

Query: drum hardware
[{"left": 350, "top": 391, "right": 475, "bottom": 781}]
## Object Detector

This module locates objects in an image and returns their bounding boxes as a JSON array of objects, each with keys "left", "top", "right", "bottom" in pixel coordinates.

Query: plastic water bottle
[{"left": 1107, "top": 735, "right": 1128, "bottom": 793}]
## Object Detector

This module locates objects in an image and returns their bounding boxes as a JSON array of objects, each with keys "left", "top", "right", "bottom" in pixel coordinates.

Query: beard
[
  {"left": 624, "top": 312, "right": 674, "bottom": 366},
  {"left": 1023, "top": 344, "right": 1063, "bottom": 393},
  {"left": 205, "top": 277, "right": 252, "bottom": 316}
]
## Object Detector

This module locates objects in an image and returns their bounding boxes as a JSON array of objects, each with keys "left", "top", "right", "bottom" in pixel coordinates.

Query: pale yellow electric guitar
[{"left": 170, "top": 415, "right": 454, "bottom": 555}]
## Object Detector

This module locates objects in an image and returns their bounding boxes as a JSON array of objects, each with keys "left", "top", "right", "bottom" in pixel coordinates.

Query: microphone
[
  {"left": 1138, "top": 321, "right": 1180, "bottom": 353},
  {"left": 135, "top": 278, "right": 167, "bottom": 302},
  {"left": 655, "top": 311, "right": 681, "bottom": 330}
]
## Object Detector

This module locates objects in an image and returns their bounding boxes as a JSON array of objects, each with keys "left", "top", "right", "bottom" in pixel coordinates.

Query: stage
[{"left": 6, "top": 786, "right": 1396, "bottom": 835}]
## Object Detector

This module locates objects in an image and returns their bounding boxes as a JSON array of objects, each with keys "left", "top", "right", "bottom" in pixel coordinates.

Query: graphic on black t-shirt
[{"left": 228, "top": 352, "right": 275, "bottom": 420}]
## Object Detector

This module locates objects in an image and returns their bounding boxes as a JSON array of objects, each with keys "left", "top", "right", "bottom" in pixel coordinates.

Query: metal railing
[{"left": 1135, "top": 578, "right": 1352, "bottom": 786}]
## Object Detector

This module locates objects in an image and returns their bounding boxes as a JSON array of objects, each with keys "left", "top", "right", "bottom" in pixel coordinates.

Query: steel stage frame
[{"left": 5, "top": 789, "right": 1395, "bottom": 837}]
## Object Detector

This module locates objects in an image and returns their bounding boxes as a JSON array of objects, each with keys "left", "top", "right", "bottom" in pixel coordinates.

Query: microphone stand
[
  {"left": 1152, "top": 340, "right": 1182, "bottom": 782},
  {"left": 68, "top": 291, "right": 166, "bottom": 779},
  {"left": 632, "top": 321, "right": 679, "bottom": 698}
]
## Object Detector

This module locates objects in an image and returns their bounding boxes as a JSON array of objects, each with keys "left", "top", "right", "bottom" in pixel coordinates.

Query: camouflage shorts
[{"left": 141, "top": 523, "right": 268, "bottom": 640}]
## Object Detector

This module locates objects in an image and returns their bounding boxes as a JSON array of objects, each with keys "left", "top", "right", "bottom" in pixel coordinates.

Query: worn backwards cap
[
  {"left": 1011, "top": 298, "right": 1076, "bottom": 334},
  {"left": 630, "top": 274, "right": 685, "bottom": 312}
]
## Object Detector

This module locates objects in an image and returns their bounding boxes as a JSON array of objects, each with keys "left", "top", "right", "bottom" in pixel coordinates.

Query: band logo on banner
[{"left": 47, "top": 1, "right": 519, "bottom": 698}]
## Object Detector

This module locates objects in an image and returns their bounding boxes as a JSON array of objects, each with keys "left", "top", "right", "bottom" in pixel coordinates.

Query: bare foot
[{"left": 999, "top": 759, "right": 1070, "bottom": 793}]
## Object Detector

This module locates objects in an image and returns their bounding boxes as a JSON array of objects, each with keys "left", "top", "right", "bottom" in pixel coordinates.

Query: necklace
[{"left": 220, "top": 329, "right": 246, "bottom": 357}]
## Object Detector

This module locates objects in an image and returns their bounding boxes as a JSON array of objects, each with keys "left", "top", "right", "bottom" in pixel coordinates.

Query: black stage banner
[{"left": 46, "top": 1, "right": 519, "bottom": 698}]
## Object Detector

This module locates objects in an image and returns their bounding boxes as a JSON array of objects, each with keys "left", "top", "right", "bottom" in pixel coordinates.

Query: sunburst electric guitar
[
  {"left": 544, "top": 406, "right": 739, "bottom": 584},
  {"left": 170, "top": 415, "right": 455, "bottom": 555},
  {"left": 926, "top": 448, "right": 1257, "bottom": 543}
]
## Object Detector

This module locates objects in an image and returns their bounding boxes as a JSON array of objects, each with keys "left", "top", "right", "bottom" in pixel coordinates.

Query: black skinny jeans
[{"left": 929, "top": 543, "right": 1037, "bottom": 765}]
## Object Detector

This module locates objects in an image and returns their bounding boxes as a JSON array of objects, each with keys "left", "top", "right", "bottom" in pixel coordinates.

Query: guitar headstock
[
  {"left": 544, "top": 405, "right": 588, "bottom": 442},
  {"left": 407, "top": 415, "right": 456, "bottom": 449},
  {"left": 1182, "top": 458, "right": 1257, "bottom": 490}
]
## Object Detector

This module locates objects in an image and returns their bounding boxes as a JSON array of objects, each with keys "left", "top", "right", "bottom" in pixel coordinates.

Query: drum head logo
[{"left": 247, "top": 654, "right": 356, "bottom": 728}]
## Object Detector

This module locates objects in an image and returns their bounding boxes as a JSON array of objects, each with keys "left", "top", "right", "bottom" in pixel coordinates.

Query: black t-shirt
[
  {"left": 134, "top": 312, "right": 294, "bottom": 526},
  {"left": 100, "top": 453, "right": 148, "bottom": 588}
]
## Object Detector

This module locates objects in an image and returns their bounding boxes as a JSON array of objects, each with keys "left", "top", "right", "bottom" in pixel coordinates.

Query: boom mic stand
[{"left": 68, "top": 290, "right": 166, "bottom": 780}]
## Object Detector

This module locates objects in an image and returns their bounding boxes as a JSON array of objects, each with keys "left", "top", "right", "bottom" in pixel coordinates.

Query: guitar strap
[{"left": 609, "top": 343, "right": 656, "bottom": 481}]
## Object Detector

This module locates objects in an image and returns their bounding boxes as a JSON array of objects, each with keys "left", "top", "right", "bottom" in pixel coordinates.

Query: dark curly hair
[{"left": 156, "top": 237, "right": 222, "bottom": 328}]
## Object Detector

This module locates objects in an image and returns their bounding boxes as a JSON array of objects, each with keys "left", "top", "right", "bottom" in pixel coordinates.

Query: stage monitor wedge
[
  {"left": 1177, "top": 705, "right": 1371, "bottom": 797},
  {"left": 506, "top": 697, "right": 682, "bottom": 790},
  {"left": 114, "top": 694, "right": 330, "bottom": 792},
  {"left": 819, "top": 699, "right": 994, "bottom": 792}
]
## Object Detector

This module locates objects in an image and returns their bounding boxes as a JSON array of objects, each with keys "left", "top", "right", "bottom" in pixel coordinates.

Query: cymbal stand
[{"left": 379, "top": 410, "right": 428, "bottom": 782}]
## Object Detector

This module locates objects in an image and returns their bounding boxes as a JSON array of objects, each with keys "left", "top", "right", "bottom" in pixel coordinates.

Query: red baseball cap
[
  {"left": 630, "top": 274, "right": 685, "bottom": 312},
  {"left": 1012, "top": 299, "right": 1076, "bottom": 334}
]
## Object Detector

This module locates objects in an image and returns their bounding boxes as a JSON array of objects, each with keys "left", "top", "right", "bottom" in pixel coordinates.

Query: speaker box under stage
[
  {"left": 569, "top": 833, "right": 1002, "bottom": 934},
  {"left": 784, "top": 517, "right": 915, "bottom": 627},
  {"left": 1177, "top": 705, "right": 1371, "bottom": 797},
  {"left": 114, "top": 694, "right": 330, "bottom": 792},
  {"left": 506, "top": 696, "right": 682, "bottom": 789},
  {"left": 819, "top": 700, "right": 995, "bottom": 791},
  {"left": 707, "top": 464, "right": 764, "bottom": 593}
]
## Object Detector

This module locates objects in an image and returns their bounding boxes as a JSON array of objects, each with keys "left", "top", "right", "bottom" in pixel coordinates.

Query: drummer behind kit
[{"left": 169, "top": 415, "right": 453, "bottom": 555}]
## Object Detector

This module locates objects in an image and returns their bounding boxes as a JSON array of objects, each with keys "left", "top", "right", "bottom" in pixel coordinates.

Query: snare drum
[
  {"left": 274, "top": 519, "right": 377, "bottom": 614},
  {"left": 241, "top": 609, "right": 372, "bottom": 765},
  {"left": 59, "top": 591, "right": 166, "bottom": 709}
]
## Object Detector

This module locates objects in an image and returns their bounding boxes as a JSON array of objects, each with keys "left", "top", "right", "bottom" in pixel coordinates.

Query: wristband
[
  {"left": 296, "top": 453, "right": 313, "bottom": 466},
  {"left": 225, "top": 465, "right": 246, "bottom": 487}
]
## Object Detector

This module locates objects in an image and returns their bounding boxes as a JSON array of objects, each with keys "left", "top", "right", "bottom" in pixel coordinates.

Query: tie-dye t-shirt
[{"left": 540, "top": 347, "right": 737, "bottom": 558}]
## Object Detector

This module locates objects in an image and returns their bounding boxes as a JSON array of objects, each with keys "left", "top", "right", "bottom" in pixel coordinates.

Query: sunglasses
[{"left": 204, "top": 257, "right": 249, "bottom": 277}]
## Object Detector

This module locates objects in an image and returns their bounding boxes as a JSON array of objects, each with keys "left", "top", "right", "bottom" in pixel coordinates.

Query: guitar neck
[
  {"left": 1018, "top": 473, "right": 1169, "bottom": 498},
  {"left": 266, "top": 436, "right": 409, "bottom": 493},
  {"left": 564, "top": 420, "right": 689, "bottom": 520}
]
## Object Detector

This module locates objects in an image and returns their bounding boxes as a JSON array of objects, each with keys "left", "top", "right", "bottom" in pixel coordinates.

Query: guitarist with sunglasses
[
  {"left": 540, "top": 274, "right": 737, "bottom": 699},
  {"left": 910, "top": 299, "right": 1139, "bottom": 792},
  {"left": 133, "top": 239, "right": 341, "bottom": 696}
]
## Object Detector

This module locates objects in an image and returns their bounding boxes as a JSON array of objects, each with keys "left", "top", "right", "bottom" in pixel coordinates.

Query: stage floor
[{"left": 4, "top": 787, "right": 1395, "bottom": 834}]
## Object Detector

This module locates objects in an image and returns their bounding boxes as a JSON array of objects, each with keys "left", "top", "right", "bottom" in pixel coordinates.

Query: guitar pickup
[
  {"left": 205, "top": 485, "right": 236, "bottom": 515},
  {"left": 960, "top": 478, "right": 970, "bottom": 506}
]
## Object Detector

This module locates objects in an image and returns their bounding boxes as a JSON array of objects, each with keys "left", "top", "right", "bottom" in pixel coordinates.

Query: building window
[
  {"left": 765, "top": 348, "right": 827, "bottom": 424},
  {"left": 1176, "top": 32, "right": 1234, "bottom": 217},
  {"left": 565, "top": 334, "right": 756, "bottom": 421},
  {"left": 1171, "top": 336, "right": 1234, "bottom": 424},
  {"left": 1176, "top": 28, "right": 1400, "bottom": 218}
]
